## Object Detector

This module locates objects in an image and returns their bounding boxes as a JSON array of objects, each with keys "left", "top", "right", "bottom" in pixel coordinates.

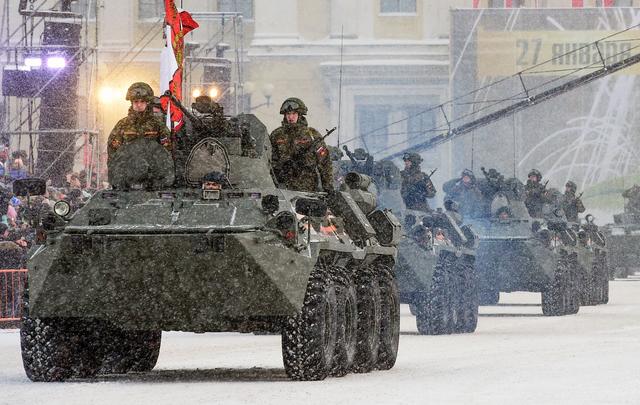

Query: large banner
[{"left": 450, "top": 8, "right": 640, "bottom": 199}]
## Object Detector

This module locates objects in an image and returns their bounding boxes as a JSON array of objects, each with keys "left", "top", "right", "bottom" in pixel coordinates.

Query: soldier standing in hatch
[
  {"left": 443, "top": 168, "right": 483, "bottom": 218},
  {"left": 524, "top": 169, "right": 550, "bottom": 218},
  {"left": 107, "top": 82, "right": 173, "bottom": 162},
  {"left": 270, "top": 98, "right": 334, "bottom": 192},
  {"left": 561, "top": 180, "right": 585, "bottom": 223},
  {"left": 400, "top": 152, "right": 436, "bottom": 213}
]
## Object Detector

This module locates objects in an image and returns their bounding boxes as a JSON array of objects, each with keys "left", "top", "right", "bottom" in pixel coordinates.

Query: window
[
  {"left": 218, "top": 0, "right": 254, "bottom": 19},
  {"left": 357, "top": 105, "right": 391, "bottom": 156},
  {"left": 138, "top": 0, "right": 163, "bottom": 20},
  {"left": 71, "top": 0, "right": 96, "bottom": 19},
  {"left": 380, "top": 0, "right": 416, "bottom": 14},
  {"left": 596, "top": 0, "right": 633, "bottom": 6},
  {"left": 488, "top": 0, "right": 525, "bottom": 7}
]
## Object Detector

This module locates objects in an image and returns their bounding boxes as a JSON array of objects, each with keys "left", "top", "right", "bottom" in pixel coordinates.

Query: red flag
[
  {"left": 572, "top": 0, "right": 584, "bottom": 6},
  {"left": 161, "top": 0, "right": 199, "bottom": 132}
]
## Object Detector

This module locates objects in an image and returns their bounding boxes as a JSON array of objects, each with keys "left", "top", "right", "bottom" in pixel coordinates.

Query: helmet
[
  {"left": 528, "top": 169, "right": 542, "bottom": 181},
  {"left": 444, "top": 199, "right": 459, "bottom": 212},
  {"left": 402, "top": 152, "right": 422, "bottom": 165},
  {"left": 126, "top": 82, "right": 154, "bottom": 102},
  {"left": 565, "top": 181, "right": 577, "bottom": 192},
  {"left": 327, "top": 145, "right": 344, "bottom": 161},
  {"left": 151, "top": 96, "right": 162, "bottom": 108},
  {"left": 461, "top": 168, "right": 474, "bottom": 178},
  {"left": 192, "top": 95, "right": 214, "bottom": 114},
  {"left": 279, "top": 97, "right": 307, "bottom": 115},
  {"left": 353, "top": 148, "right": 368, "bottom": 160}
]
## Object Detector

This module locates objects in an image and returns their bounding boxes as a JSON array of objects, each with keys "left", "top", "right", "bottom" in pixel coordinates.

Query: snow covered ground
[{"left": 2, "top": 278, "right": 640, "bottom": 405}]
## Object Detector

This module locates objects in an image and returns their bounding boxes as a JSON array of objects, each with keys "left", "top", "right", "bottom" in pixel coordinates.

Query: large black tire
[
  {"left": 330, "top": 268, "right": 357, "bottom": 378},
  {"left": 376, "top": 265, "right": 400, "bottom": 371},
  {"left": 596, "top": 254, "right": 610, "bottom": 305},
  {"left": 282, "top": 266, "right": 338, "bottom": 381},
  {"left": 542, "top": 254, "right": 579, "bottom": 316},
  {"left": 20, "top": 287, "right": 102, "bottom": 382},
  {"left": 478, "top": 286, "right": 500, "bottom": 306},
  {"left": 454, "top": 258, "right": 479, "bottom": 334},
  {"left": 415, "top": 253, "right": 455, "bottom": 335},
  {"left": 351, "top": 268, "right": 381, "bottom": 374},
  {"left": 99, "top": 327, "right": 162, "bottom": 374}
]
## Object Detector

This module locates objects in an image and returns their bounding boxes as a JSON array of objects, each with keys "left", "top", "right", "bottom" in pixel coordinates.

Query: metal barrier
[{"left": 0, "top": 269, "right": 27, "bottom": 324}]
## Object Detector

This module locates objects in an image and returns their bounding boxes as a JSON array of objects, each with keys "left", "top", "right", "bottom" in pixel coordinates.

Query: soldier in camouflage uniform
[
  {"left": 561, "top": 180, "right": 585, "bottom": 222},
  {"left": 524, "top": 169, "right": 550, "bottom": 218},
  {"left": 107, "top": 82, "right": 172, "bottom": 162},
  {"left": 622, "top": 184, "right": 640, "bottom": 215},
  {"left": 400, "top": 152, "right": 436, "bottom": 212},
  {"left": 269, "top": 98, "right": 334, "bottom": 192}
]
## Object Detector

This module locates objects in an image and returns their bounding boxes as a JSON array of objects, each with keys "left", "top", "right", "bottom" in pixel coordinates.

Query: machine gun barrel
[
  {"left": 342, "top": 145, "right": 358, "bottom": 165},
  {"left": 163, "top": 91, "right": 205, "bottom": 130}
]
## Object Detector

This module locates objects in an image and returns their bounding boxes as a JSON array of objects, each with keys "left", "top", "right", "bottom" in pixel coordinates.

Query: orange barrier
[{"left": 0, "top": 269, "right": 27, "bottom": 323}]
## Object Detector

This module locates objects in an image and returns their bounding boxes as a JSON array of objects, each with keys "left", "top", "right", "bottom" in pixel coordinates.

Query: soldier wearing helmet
[
  {"left": 107, "top": 82, "right": 172, "bottom": 161},
  {"left": 269, "top": 97, "right": 334, "bottom": 192},
  {"left": 524, "top": 168, "right": 550, "bottom": 218},
  {"left": 443, "top": 168, "right": 483, "bottom": 218},
  {"left": 561, "top": 180, "right": 585, "bottom": 222},
  {"left": 400, "top": 152, "right": 436, "bottom": 212}
]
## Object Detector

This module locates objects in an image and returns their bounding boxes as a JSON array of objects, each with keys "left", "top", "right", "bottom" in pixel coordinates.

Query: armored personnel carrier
[
  {"left": 446, "top": 168, "right": 581, "bottom": 316},
  {"left": 395, "top": 207, "right": 478, "bottom": 335},
  {"left": 604, "top": 186, "right": 640, "bottom": 279},
  {"left": 18, "top": 101, "right": 401, "bottom": 382},
  {"left": 574, "top": 217, "right": 609, "bottom": 306}
]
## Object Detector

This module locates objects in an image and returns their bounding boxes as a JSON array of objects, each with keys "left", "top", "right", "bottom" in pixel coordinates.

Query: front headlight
[{"left": 54, "top": 200, "right": 71, "bottom": 218}]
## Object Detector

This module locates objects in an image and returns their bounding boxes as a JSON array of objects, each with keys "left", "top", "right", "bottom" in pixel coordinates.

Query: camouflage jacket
[
  {"left": 524, "top": 180, "right": 550, "bottom": 218},
  {"left": 561, "top": 191, "right": 585, "bottom": 223},
  {"left": 270, "top": 122, "right": 333, "bottom": 192},
  {"left": 107, "top": 108, "right": 172, "bottom": 161},
  {"left": 401, "top": 167, "right": 436, "bottom": 212}
]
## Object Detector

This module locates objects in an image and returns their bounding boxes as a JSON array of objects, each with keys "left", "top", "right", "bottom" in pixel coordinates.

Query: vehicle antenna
[{"left": 337, "top": 25, "right": 344, "bottom": 147}]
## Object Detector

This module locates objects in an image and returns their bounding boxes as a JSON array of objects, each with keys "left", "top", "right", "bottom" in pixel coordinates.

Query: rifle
[
  {"left": 278, "top": 127, "right": 337, "bottom": 181},
  {"left": 427, "top": 168, "right": 438, "bottom": 178}
]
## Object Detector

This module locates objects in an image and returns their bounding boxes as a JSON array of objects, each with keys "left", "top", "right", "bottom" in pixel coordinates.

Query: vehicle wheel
[
  {"left": 597, "top": 254, "right": 610, "bottom": 305},
  {"left": 100, "top": 327, "right": 162, "bottom": 374},
  {"left": 416, "top": 253, "right": 455, "bottom": 335},
  {"left": 376, "top": 265, "right": 400, "bottom": 371},
  {"left": 409, "top": 303, "right": 417, "bottom": 316},
  {"left": 454, "top": 258, "right": 478, "bottom": 333},
  {"left": 542, "top": 254, "right": 578, "bottom": 316},
  {"left": 330, "top": 268, "right": 357, "bottom": 377},
  {"left": 565, "top": 258, "right": 580, "bottom": 315},
  {"left": 282, "top": 265, "right": 337, "bottom": 381},
  {"left": 20, "top": 287, "right": 101, "bottom": 381},
  {"left": 478, "top": 287, "right": 500, "bottom": 306},
  {"left": 351, "top": 268, "right": 381, "bottom": 374}
]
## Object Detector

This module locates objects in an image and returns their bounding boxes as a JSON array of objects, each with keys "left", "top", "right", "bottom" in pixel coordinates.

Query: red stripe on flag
[
  {"left": 572, "top": 0, "right": 583, "bottom": 6},
  {"left": 473, "top": 0, "right": 480, "bottom": 8},
  {"left": 505, "top": 0, "right": 513, "bottom": 7},
  {"left": 603, "top": 0, "right": 614, "bottom": 6}
]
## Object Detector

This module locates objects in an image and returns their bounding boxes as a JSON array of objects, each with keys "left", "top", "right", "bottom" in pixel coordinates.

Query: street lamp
[{"left": 244, "top": 81, "right": 274, "bottom": 111}]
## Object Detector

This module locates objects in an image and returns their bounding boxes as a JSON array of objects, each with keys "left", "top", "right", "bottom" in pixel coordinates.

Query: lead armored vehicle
[
  {"left": 446, "top": 168, "right": 581, "bottom": 316},
  {"left": 19, "top": 102, "right": 401, "bottom": 382}
]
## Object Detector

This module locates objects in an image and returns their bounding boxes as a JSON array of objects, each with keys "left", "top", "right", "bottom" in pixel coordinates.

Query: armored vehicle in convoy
[
  {"left": 445, "top": 168, "right": 581, "bottom": 316},
  {"left": 395, "top": 207, "right": 478, "bottom": 335},
  {"left": 604, "top": 188, "right": 640, "bottom": 279},
  {"left": 574, "top": 216, "right": 609, "bottom": 306},
  {"left": 18, "top": 100, "right": 401, "bottom": 382},
  {"left": 334, "top": 150, "right": 479, "bottom": 334}
]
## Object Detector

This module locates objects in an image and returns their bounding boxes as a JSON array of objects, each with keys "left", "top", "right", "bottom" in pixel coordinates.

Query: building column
[
  {"left": 329, "top": 0, "right": 359, "bottom": 39},
  {"left": 253, "top": 0, "right": 299, "bottom": 40}
]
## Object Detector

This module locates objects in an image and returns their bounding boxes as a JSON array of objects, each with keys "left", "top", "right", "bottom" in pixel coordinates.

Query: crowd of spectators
[{"left": 0, "top": 145, "right": 103, "bottom": 270}]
